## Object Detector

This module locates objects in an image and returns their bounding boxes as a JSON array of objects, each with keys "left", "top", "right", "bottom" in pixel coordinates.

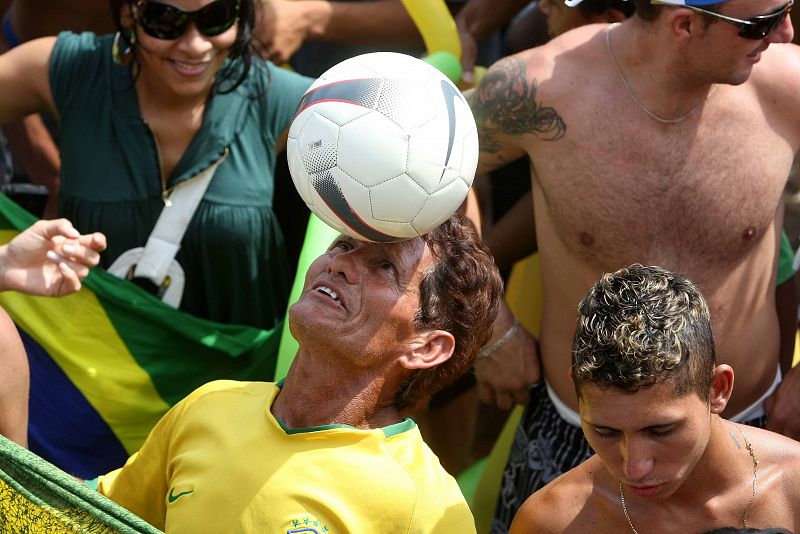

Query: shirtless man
[
  {"left": 510, "top": 265, "right": 800, "bottom": 533},
  {"left": 467, "top": 0, "right": 800, "bottom": 530}
]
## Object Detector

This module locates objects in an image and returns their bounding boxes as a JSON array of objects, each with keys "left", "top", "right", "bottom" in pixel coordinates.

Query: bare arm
[
  {"left": 257, "top": 0, "right": 423, "bottom": 64},
  {"left": 467, "top": 54, "right": 565, "bottom": 173},
  {"left": 0, "top": 307, "right": 27, "bottom": 447},
  {"left": 467, "top": 53, "right": 568, "bottom": 408},
  {"left": 0, "top": 37, "right": 56, "bottom": 123},
  {"left": 483, "top": 188, "right": 537, "bottom": 271}
]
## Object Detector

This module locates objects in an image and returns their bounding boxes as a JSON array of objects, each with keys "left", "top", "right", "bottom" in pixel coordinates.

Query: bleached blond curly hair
[{"left": 572, "top": 264, "right": 715, "bottom": 400}]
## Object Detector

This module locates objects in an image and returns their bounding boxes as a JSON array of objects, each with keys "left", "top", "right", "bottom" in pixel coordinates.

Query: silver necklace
[
  {"left": 619, "top": 423, "right": 759, "bottom": 533},
  {"left": 605, "top": 26, "right": 717, "bottom": 124}
]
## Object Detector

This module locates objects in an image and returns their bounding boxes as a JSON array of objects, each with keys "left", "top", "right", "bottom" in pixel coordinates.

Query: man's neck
[
  {"left": 613, "top": 20, "right": 717, "bottom": 113},
  {"left": 271, "top": 352, "right": 406, "bottom": 430}
]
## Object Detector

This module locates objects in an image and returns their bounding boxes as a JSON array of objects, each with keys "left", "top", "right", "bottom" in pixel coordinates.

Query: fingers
[
  {"left": 51, "top": 231, "right": 106, "bottom": 269},
  {"left": 84, "top": 232, "right": 107, "bottom": 253},
  {"left": 477, "top": 378, "right": 529, "bottom": 409},
  {"left": 60, "top": 242, "right": 101, "bottom": 268},
  {"left": 34, "top": 218, "right": 81, "bottom": 240},
  {"left": 460, "top": 40, "right": 478, "bottom": 86},
  {"left": 511, "top": 385, "right": 530, "bottom": 407},
  {"left": 56, "top": 261, "right": 82, "bottom": 294},
  {"left": 478, "top": 381, "right": 496, "bottom": 405},
  {"left": 495, "top": 391, "right": 515, "bottom": 411}
]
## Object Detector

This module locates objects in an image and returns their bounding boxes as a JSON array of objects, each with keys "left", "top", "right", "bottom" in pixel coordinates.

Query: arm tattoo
[{"left": 469, "top": 57, "right": 566, "bottom": 154}]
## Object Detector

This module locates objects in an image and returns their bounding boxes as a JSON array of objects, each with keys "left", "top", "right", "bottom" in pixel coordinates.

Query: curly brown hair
[
  {"left": 394, "top": 212, "right": 503, "bottom": 410},
  {"left": 572, "top": 264, "right": 715, "bottom": 400}
]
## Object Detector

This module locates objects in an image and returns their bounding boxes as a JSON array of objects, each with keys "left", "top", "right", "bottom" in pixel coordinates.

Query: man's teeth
[{"left": 317, "top": 286, "right": 339, "bottom": 302}]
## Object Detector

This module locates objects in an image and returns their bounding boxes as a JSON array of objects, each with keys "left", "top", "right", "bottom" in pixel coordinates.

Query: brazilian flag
[
  {"left": 0, "top": 194, "right": 286, "bottom": 479},
  {"left": 0, "top": 434, "right": 161, "bottom": 533}
]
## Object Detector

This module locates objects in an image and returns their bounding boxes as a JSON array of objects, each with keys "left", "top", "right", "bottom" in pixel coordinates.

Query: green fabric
[
  {"left": 49, "top": 32, "right": 312, "bottom": 331},
  {"left": 0, "top": 192, "right": 283, "bottom": 475},
  {"left": 777, "top": 230, "right": 796, "bottom": 286},
  {"left": 456, "top": 457, "right": 486, "bottom": 507},
  {"left": 0, "top": 435, "right": 162, "bottom": 533}
]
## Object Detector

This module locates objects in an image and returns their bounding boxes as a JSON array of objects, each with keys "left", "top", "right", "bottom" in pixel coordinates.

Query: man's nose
[
  {"left": 621, "top": 437, "right": 655, "bottom": 482},
  {"left": 326, "top": 248, "right": 364, "bottom": 284}
]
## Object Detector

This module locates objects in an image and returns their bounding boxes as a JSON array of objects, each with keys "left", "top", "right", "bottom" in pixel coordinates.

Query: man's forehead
[
  {"left": 389, "top": 238, "right": 431, "bottom": 272},
  {"left": 338, "top": 235, "right": 430, "bottom": 267},
  {"left": 579, "top": 382, "right": 700, "bottom": 414}
]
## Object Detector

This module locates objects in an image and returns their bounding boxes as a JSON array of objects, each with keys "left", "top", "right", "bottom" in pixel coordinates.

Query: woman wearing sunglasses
[{"left": 0, "top": 0, "right": 313, "bottom": 331}]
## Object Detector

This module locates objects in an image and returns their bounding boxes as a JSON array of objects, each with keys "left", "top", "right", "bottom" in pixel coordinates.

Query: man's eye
[
  {"left": 593, "top": 428, "right": 617, "bottom": 439},
  {"left": 650, "top": 426, "right": 675, "bottom": 437}
]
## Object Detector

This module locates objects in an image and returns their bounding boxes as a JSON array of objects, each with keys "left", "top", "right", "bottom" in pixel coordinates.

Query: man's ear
[
  {"left": 667, "top": 8, "right": 699, "bottom": 41},
  {"left": 709, "top": 364, "right": 734, "bottom": 414},
  {"left": 605, "top": 8, "right": 627, "bottom": 24},
  {"left": 398, "top": 330, "right": 455, "bottom": 370}
]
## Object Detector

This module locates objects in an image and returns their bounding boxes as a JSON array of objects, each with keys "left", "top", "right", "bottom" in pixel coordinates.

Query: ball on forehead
[{"left": 287, "top": 52, "right": 479, "bottom": 242}]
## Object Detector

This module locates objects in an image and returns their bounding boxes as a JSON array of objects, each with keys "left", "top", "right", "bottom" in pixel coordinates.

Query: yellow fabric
[
  {"left": 100, "top": 381, "right": 475, "bottom": 534},
  {"left": 0, "top": 231, "right": 168, "bottom": 455},
  {"left": 0, "top": 478, "right": 109, "bottom": 533},
  {"left": 471, "top": 253, "right": 542, "bottom": 534}
]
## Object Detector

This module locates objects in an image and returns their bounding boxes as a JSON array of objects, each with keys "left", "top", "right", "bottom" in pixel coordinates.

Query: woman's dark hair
[{"left": 109, "top": 0, "right": 260, "bottom": 93}]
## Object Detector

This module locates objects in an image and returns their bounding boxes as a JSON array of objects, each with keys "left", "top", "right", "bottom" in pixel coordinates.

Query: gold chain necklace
[
  {"left": 605, "top": 26, "right": 717, "bottom": 124},
  {"left": 619, "top": 424, "right": 758, "bottom": 533}
]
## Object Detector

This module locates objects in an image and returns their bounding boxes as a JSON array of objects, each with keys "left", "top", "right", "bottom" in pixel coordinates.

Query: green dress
[{"left": 49, "top": 32, "right": 312, "bottom": 329}]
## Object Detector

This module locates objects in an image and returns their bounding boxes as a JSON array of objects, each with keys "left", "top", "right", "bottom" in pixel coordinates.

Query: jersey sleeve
[{"left": 96, "top": 381, "right": 235, "bottom": 530}]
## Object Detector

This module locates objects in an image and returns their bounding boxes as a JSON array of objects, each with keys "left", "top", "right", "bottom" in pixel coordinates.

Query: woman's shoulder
[
  {"left": 52, "top": 31, "right": 112, "bottom": 58},
  {"left": 49, "top": 32, "right": 116, "bottom": 109}
]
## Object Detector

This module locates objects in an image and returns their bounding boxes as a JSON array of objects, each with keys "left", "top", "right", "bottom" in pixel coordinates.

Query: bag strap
[{"left": 132, "top": 151, "right": 227, "bottom": 284}]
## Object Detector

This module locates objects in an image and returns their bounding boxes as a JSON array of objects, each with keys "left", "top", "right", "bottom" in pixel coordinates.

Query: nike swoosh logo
[
  {"left": 438, "top": 80, "right": 462, "bottom": 181},
  {"left": 295, "top": 78, "right": 383, "bottom": 116},
  {"left": 311, "top": 170, "right": 399, "bottom": 243},
  {"left": 167, "top": 488, "right": 193, "bottom": 503}
]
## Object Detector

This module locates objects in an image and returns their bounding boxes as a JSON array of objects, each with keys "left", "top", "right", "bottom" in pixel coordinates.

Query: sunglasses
[
  {"left": 651, "top": 0, "right": 793, "bottom": 39},
  {"left": 134, "top": 0, "right": 240, "bottom": 40}
]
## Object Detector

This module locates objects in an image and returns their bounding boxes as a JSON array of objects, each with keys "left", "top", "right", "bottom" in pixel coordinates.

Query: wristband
[{"left": 477, "top": 318, "right": 520, "bottom": 359}]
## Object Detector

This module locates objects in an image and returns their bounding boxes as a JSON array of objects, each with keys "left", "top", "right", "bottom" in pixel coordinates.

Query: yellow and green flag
[{"left": 0, "top": 194, "right": 284, "bottom": 479}]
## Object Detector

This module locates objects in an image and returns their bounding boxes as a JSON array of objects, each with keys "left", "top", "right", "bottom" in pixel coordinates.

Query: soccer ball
[{"left": 287, "top": 52, "right": 479, "bottom": 242}]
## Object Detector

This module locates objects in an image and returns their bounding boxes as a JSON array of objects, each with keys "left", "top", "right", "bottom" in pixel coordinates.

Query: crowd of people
[{"left": 0, "top": 0, "right": 798, "bottom": 532}]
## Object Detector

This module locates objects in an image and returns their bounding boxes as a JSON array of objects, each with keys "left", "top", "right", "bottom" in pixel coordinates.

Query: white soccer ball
[{"left": 287, "top": 52, "right": 479, "bottom": 242}]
